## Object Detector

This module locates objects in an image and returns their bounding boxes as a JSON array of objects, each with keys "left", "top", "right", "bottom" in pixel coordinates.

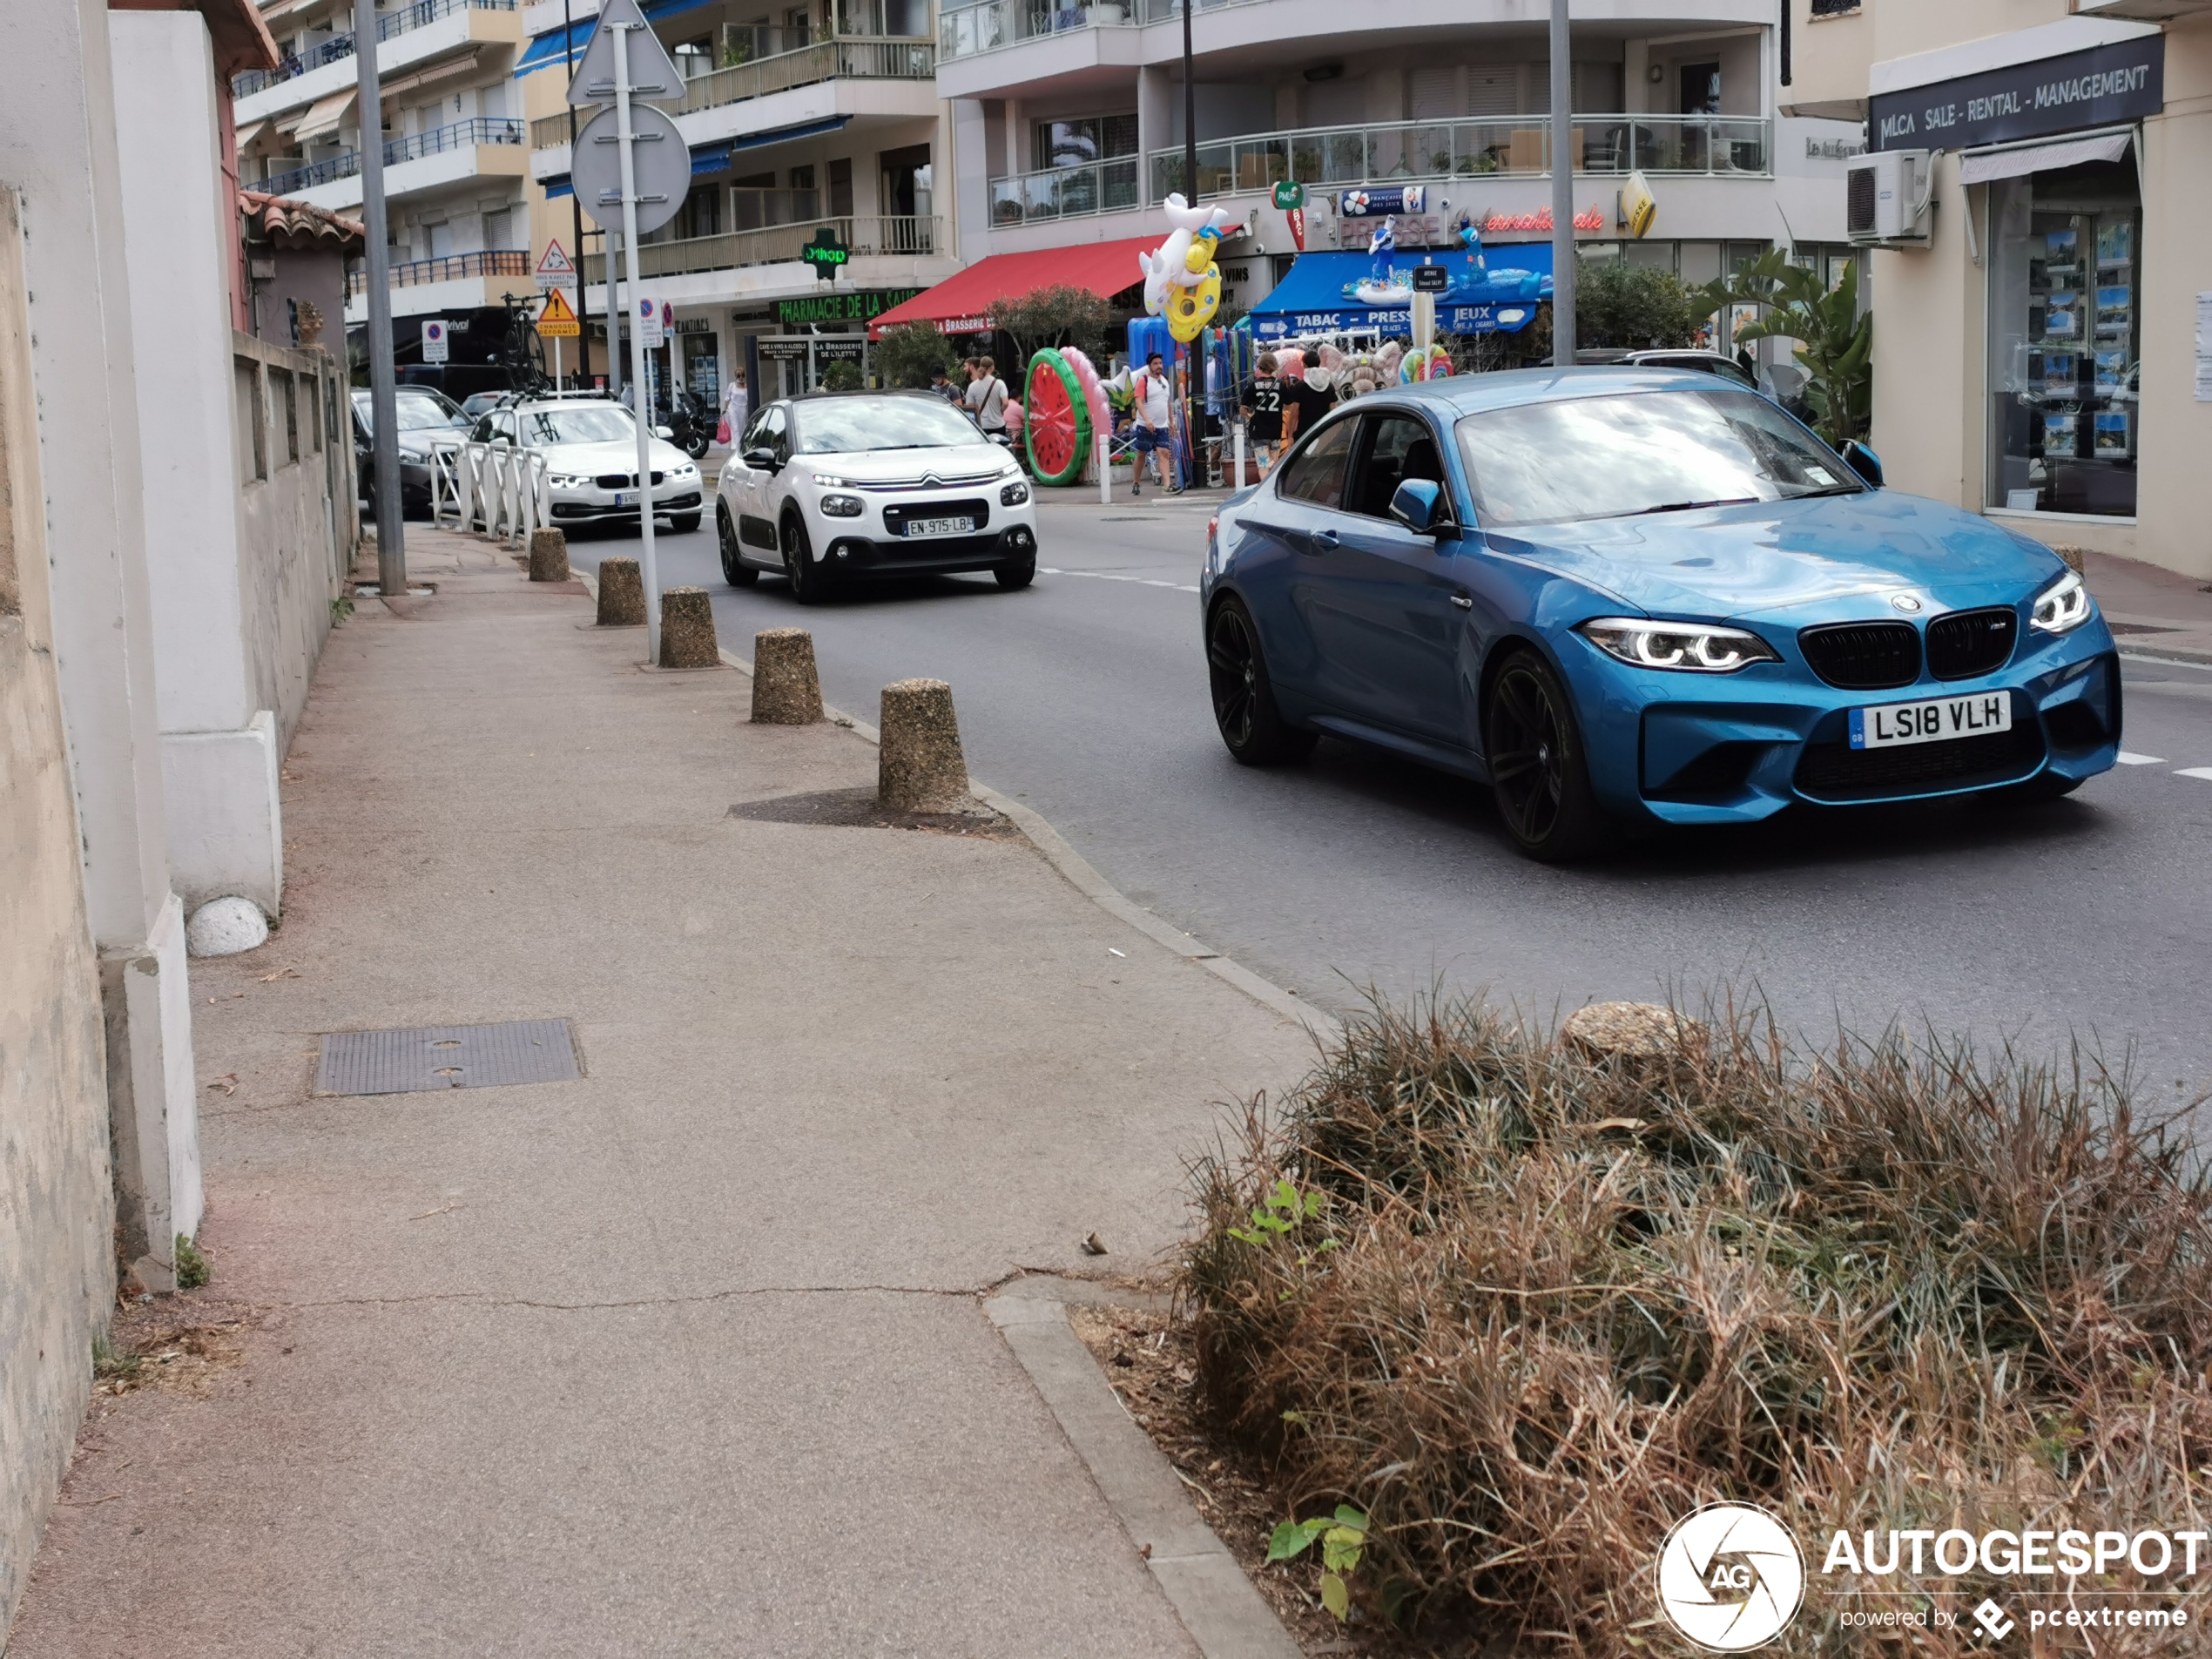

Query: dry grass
[{"left": 1180, "top": 994, "right": 2212, "bottom": 1654}]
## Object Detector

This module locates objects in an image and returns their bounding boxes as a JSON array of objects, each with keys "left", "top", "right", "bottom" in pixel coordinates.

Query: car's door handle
[
  {"left": 1450, "top": 591, "right": 1474, "bottom": 610},
  {"left": 1312, "top": 528, "right": 1340, "bottom": 550}
]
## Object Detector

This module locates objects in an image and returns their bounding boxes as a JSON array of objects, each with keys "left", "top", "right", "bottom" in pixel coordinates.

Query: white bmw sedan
[
  {"left": 468, "top": 395, "right": 705, "bottom": 532},
  {"left": 716, "top": 391, "right": 1039, "bottom": 604}
]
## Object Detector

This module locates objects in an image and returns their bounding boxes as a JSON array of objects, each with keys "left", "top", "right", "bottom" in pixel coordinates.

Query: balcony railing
[
  {"left": 580, "top": 216, "right": 941, "bottom": 281},
  {"left": 342, "top": 249, "right": 529, "bottom": 299},
  {"left": 530, "top": 36, "right": 934, "bottom": 150},
  {"left": 261, "top": 117, "right": 526, "bottom": 198},
  {"left": 989, "top": 157, "right": 1140, "bottom": 224},
  {"left": 940, "top": 0, "right": 1130, "bottom": 60},
  {"left": 232, "top": 0, "right": 516, "bottom": 98}
]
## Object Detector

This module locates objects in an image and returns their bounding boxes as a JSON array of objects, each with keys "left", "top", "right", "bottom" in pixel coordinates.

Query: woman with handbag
[{"left": 718, "top": 368, "right": 749, "bottom": 449}]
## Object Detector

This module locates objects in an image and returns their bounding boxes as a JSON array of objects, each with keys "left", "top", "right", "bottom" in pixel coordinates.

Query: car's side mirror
[
  {"left": 742, "top": 446, "right": 776, "bottom": 471},
  {"left": 1389, "top": 477, "right": 1445, "bottom": 535},
  {"left": 987, "top": 432, "right": 1013, "bottom": 448},
  {"left": 1840, "top": 440, "right": 1884, "bottom": 488},
  {"left": 655, "top": 424, "right": 675, "bottom": 440}
]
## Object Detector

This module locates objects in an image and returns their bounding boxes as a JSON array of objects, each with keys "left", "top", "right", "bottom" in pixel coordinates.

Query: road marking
[
  {"left": 2176, "top": 767, "right": 2212, "bottom": 782},
  {"left": 2121, "top": 651, "right": 2212, "bottom": 671},
  {"left": 2116, "top": 752, "right": 2166, "bottom": 765},
  {"left": 1039, "top": 566, "right": 1200, "bottom": 594}
]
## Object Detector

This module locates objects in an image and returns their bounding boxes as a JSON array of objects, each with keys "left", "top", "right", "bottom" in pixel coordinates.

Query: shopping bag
[{"left": 715, "top": 418, "right": 732, "bottom": 446}]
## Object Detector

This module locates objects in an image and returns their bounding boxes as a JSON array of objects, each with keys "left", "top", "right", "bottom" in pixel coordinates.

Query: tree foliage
[
  {"left": 819, "top": 357, "right": 863, "bottom": 392},
  {"left": 989, "top": 284, "right": 1109, "bottom": 368},
  {"left": 1694, "top": 250, "right": 1873, "bottom": 444},
  {"left": 1573, "top": 258, "right": 1701, "bottom": 350},
  {"left": 872, "top": 320, "right": 959, "bottom": 388}
]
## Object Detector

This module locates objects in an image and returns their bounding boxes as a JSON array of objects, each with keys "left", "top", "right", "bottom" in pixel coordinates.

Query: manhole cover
[{"left": 316, "top": 1019, "right": 581, "bottom": 1096}]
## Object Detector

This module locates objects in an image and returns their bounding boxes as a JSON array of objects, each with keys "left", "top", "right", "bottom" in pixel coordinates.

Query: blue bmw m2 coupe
[{"left": 1201, "top": 368, "right": 2119, "bottom": 860}]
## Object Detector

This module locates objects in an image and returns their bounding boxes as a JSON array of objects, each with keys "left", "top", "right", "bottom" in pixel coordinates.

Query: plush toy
[{"left": 1274, "top": 347, "right": 1304, "bottom": 381}]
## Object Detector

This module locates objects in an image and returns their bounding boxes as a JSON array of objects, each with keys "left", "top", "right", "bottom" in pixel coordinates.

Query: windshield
[
  {"left": 516, "top": 405, "right": 635, "bottom": 446},
  {"left": 790, "top": 396, "right": 981, "bottom": 455},
  {"left": 356, "top": 390, "right": 466, "bottom": 434},
  {"left": 1454, "top": 388, "right": 1861, "bottom": 528}
]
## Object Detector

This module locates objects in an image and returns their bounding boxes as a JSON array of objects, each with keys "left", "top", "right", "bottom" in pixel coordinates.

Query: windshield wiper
[
  {"left": 1629, "top": 496, "right": 1759, "bottom": 516},
  {"left": 1788, "top": 483, "right": 1864, "bottom": 498}
]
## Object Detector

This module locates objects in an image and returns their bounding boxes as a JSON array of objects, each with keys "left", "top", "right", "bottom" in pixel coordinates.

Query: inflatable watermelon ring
[{"left": 1024, "top": 348, "right": 1089, "bottom": 487}]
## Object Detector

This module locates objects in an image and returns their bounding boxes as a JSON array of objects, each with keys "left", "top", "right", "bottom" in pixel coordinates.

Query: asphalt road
[{"left": 561, "top": 496, "right": 2212, "bottom": 1103}]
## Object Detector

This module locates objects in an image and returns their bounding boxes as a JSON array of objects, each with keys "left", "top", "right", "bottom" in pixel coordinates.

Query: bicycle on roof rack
[{"left": 496, "top": 293, "right": 551, "bottom": 397}]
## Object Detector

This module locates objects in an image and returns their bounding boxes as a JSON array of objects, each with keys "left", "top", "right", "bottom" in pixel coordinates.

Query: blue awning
[
  {"left": 1248, "top": 245, "right": 1554, "bottom": 339},
  {"left": 725, "top": 113, "right": 848, "bottom": 152},
  {"left": 516, "top": 0, "right": 720, "bottom": 78},
  {"left": 690, "top": 144, "right": 730, "bottom": 175}
]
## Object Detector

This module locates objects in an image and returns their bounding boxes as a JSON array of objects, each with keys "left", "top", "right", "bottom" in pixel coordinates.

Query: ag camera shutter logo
[{"left": 1656, "top": 1503, "right": 1806, "bottom": 1650}]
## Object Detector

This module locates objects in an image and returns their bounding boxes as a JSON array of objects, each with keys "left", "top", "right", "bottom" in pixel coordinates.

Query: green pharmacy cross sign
[{"left": 801, "top": 226, "right": 850, "bottom": 283}]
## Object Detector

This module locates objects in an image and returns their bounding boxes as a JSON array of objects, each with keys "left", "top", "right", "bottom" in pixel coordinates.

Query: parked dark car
[{"left": 353, "top": 385, "right": 469, "bottom": 518}]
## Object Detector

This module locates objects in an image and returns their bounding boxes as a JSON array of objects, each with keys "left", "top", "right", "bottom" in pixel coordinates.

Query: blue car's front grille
[
  {"left": 1925, "top": 607, "right": 2017, "bottom": 680},
  {"left": 1798, "top": 621, "right": 1921, "bottom": 690}
]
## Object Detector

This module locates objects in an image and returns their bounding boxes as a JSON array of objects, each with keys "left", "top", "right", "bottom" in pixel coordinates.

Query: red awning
[{"left": 868, "top": 234, "right": 1157, "bottom": 340}]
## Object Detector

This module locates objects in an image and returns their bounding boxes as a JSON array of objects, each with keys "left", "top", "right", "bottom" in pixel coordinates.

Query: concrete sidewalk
[
  {"left": 10, "top": 529, "right": 1312, "bottom": 1656},
  {"left": 2080, "top": 547, "right": 2212, "bottom": 665}
]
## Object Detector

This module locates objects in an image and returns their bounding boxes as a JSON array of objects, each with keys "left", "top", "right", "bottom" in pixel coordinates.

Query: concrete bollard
[
  {"left": 878, "top": 678, "right": 970, "bottom": 813},
  {"left": 751, "top": 628, "right": 824, "bottom": 725},
  {"left": 597, "top": 556, "right": 644, "bottom": 626},
  {"left": 658, "top": 587, "right": 719, "bottom": 668},
  {"left": 529, "top": 527, "right": 570, "bottom": 583}
]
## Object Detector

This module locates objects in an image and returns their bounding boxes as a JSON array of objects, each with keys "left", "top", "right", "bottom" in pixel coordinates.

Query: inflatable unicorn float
[{"left": 1140, "top": 192, "right": 1235, "bottom": 342}]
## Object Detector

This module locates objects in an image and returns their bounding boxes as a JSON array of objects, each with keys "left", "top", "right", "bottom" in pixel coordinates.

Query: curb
[
  {"left": 985, "top": 1291, "right": 1303, "bottom": 1659},
  {"left": 571, "top": 567, "right": 1326, "bottom": 1035}
]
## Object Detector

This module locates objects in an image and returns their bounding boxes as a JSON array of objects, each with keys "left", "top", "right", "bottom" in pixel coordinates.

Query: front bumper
[
  {"left": 1559, "top": 624, "right": 2121, "bottom": 825},
  {"left": 550, "top": 487, "right": 702, "bottom": 523},
  {"left": 814, "top": 523, "right": 1036, "bottom": 578}
]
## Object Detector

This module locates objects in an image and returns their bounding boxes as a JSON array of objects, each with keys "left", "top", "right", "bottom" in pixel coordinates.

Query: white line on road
[
  {"left": 2175, "top": 767, "right": 2212, "bottom": 782},
  {"left": 2117, "top": 752, "right": 2166, "bottom": 765},
  {"left": 1039, "top": 567, "right": 1201, "bottom": 594}
]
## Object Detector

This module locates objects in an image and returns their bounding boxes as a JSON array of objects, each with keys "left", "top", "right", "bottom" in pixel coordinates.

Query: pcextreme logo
[{"left": 1656, "top": 1503, "right": 1807, "bottom": 1651}]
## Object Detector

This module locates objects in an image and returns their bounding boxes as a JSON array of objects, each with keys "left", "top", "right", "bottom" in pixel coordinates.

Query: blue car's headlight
[
  {"left": 2029, "top": 570, "right": 2093, "bottom": 635},
  {"left": 1577, "top": 617, "right": 1779, "bottom": 672}
]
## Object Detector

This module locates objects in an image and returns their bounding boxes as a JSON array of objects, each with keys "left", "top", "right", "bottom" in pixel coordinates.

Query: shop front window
[{"left": 1986, "top": 156, "right": 2141, "bottom": 518}]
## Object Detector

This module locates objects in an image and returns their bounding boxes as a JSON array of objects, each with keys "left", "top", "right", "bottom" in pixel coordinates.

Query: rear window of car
[{"left": 1454, "top": 388, "right": 1859, "bottom": 528}]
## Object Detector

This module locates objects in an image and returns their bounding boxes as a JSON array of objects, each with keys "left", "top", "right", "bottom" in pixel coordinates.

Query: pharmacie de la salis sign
[{"left": 1871, "top": 32, "right": 2162, "bottom": 152}]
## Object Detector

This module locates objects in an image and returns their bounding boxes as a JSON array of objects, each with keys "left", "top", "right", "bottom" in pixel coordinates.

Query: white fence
[{"left": 428, "top": 439, "right": 551, "bottom": 545}]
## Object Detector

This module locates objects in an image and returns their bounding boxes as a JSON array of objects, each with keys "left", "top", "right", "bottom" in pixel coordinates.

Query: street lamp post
[
  {"left": 564, "top": 0, "right": 590, "bottom": 387},
  {"left": 1549, "top": 0, "right": 1575, "bottom": 368},
  {"left": 354, "top": 0, "right": 402, "bottom": 592},
  {"left": 1182, "top": 0, "right": 1199, "bottom": 488}
]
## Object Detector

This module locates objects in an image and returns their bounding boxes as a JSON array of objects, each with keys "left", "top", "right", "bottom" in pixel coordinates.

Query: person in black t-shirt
[
  {"left": 1243, "top": 352, "right": 1285, "bottom": 473},
  {"left": 1283, "top": 365, "right": 1339, "bottom": 448}
]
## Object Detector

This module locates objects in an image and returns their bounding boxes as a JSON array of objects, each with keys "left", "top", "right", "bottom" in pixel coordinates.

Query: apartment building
[
  {"left": 932, "top": 0, "right": 1866, "bottom": 329},
  {"left": 1787, "top": 0, "right": 2211, "bottom": 580},
  {"left": 232, "top": 0, "right": 537, "bottom": 327},
  {"left": 516, "top": 0, "right": 960, "bottom": 403}
]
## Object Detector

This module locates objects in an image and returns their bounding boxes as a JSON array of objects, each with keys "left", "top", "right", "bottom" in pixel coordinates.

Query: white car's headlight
[
  {"left": 670, "top": 463, "right": 698, "bottom": 479},
  {"left": 819, "top": 493, "right": 864, "bottom": 518},
  {"left": 812, "top": 473, "right": 850, "bottom": 489},
  {"left": 2029, "top": 570, "right": 2093, "bottom": 634},
  {"left": 1000, "top": 478, "right": 1030, "bottom": 507},
  {"left": 547, "top": 472, "right": 588, "bottom": 489},
  {"left": 1578, "top": 617, "right": 1780, "bottom": 672}
]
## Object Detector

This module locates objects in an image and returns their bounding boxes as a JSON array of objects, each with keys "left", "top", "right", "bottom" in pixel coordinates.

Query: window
[
  {"left": 1680, "top": 63, "right": 1721, "bottom": 115},
  {"left": 427, "top": 220, "right": 453, "bottom": 259},
  {"left": 235, "top": 361, "right": 265, "bottom": 482},
  {"left": 790, "top": 164, "right": 816, "bottom": 192},
  {"left": 1277, "top": 417, "right": 1355, "bottom": 509},
  {"left": 1034, "top": 114, "right": 1137, "bottom": 172},
  {"left": 1348, "top": 414, "right": 1447, "bottom": 521},
  {"left": 674, "top": 34, "right": 714, "bottom": 77},
  {"left": 740, "top": 404, "right": 775, "bottom": 453},
  {"left": 482, "top": 208, "right": 512, "bottom": 251},
  {"left": 1986, "top": 155, "right": 2141, "bottom": 518},
  {"left": 283, "top": 372, "right": 300, "bottom": 464},
  {"left": 828, "top": 157, "right": 853, "bottom": 216}
]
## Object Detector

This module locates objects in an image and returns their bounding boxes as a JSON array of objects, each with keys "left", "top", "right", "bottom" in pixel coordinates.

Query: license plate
[
  {"left": 904, "top": 516, "right": 974, "bottom": 539},
  {"left": 1849, "top": 691, "right": 2013, "bottom": 750},
  {"left": 614, "top": 492, "right": 630, "bottom": 507}
]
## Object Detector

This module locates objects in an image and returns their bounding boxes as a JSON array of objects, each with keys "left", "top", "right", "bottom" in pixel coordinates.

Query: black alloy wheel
[
  {"left": 717, "top": 507, "right": 759, "bottom": 585},
  {"left": 783, "top": 514, "right": 829, "bottom": 605},
  {"left": 1482, "top": 649, "right": 1613, "bottom": 860},
  {"left": 1207, "top": 597, "right": 1316, "bottom": 765}
]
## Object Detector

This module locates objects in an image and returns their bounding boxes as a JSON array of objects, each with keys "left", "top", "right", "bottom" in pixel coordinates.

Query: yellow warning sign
[{"left": 537, "top": 287, "right": 579, "bottom": 338}]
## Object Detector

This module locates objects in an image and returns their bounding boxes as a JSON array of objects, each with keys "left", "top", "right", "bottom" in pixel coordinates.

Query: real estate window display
[{"left": 1986, "top": 156, "right": 2142, "bottom": 519}]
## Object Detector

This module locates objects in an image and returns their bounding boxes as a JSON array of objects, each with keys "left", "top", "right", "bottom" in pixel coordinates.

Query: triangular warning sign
[
  {"left": 536, "top": 287, "right": 580, "bottom": 335},
  {"left": 536, "top": 239, "right": 575, "bottom": 280},
  {"left": 567, "top": 0, "right": 685, "bottom": 108}
]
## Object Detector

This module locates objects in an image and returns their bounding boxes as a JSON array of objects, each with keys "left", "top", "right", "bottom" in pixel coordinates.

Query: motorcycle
[{"left": 658, "top": 389, "right": 713, "bottom": 461}]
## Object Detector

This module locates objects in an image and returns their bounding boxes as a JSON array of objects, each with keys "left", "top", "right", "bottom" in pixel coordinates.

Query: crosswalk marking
[
  {"left": 2175, "top": 767, "right": 2212, "bottom": 782},
  {"left": 1039, "top": 567, "right": 1200, "bottom": 595}
]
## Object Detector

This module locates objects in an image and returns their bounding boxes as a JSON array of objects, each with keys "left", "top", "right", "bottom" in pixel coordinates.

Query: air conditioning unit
[{"left": 1845, "top": 150, "right": 1931, "bottom": 246}]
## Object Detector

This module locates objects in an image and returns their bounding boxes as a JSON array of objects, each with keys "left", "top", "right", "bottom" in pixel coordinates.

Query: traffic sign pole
[
  {"left": 354, "top": 0, "right": 403, "bottom": 593},
  {"left": 614, "top": 20, "right": 661, "bottom": 664}
]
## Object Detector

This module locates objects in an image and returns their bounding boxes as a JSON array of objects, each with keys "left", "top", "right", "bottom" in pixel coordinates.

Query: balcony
[
  {"left": 939, "top": 0, "right": 1149, "bottom": 60},
  {"left": 262, "top": 117, "right": 527, "bottom": 199},
  {"left": 529, "top": 36, "right": 934, "bottom": 151},
  {"left": 343, "top": 249, "right": 529, "bottom": 300},
  {"left": 232, "top": 0, "right": 516, "bottom": 98},
  {"left": 989, "top": 156, "right": 1141, "bottom": 224},
  {"left": 580, "top": 215, "right": 941, "bottom": 282}
]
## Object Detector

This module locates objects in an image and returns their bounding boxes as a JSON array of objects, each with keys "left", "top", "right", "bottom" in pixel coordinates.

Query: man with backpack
[
  {"left": 963, "top": 356, "right": 1009, "bottom": 440},
  {"left": 1129, "top": 350, "right": 1178, "bottom": 496}
]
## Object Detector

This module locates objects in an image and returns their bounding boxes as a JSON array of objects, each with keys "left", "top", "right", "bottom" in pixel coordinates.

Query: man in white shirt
[
  {"left": 1130, "top": 350, "right": 1177, "bottom": 495},
  {"left": 962, "top": 356, "right": 1008, "bottom": 438}
]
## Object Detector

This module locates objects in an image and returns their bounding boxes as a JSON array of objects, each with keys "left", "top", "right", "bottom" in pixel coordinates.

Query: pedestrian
[
  {"left": 1283, "top": 359, "right": 1338, "bottom": 450},
  {"left": 964, "top": 354, "right": 1009, "bottom": 440},
  {"left": 720, "top": 368, "right": 748, "bottom": 448},
  {"left": 929, "top": 365, "right": 959, "bottom": 403},
  {"left": 1130, "top": 349, "right": 1177, "bottom": 495},
  {"left": 1244, "top": 351, "right": 1285, "bottom": 474}
]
